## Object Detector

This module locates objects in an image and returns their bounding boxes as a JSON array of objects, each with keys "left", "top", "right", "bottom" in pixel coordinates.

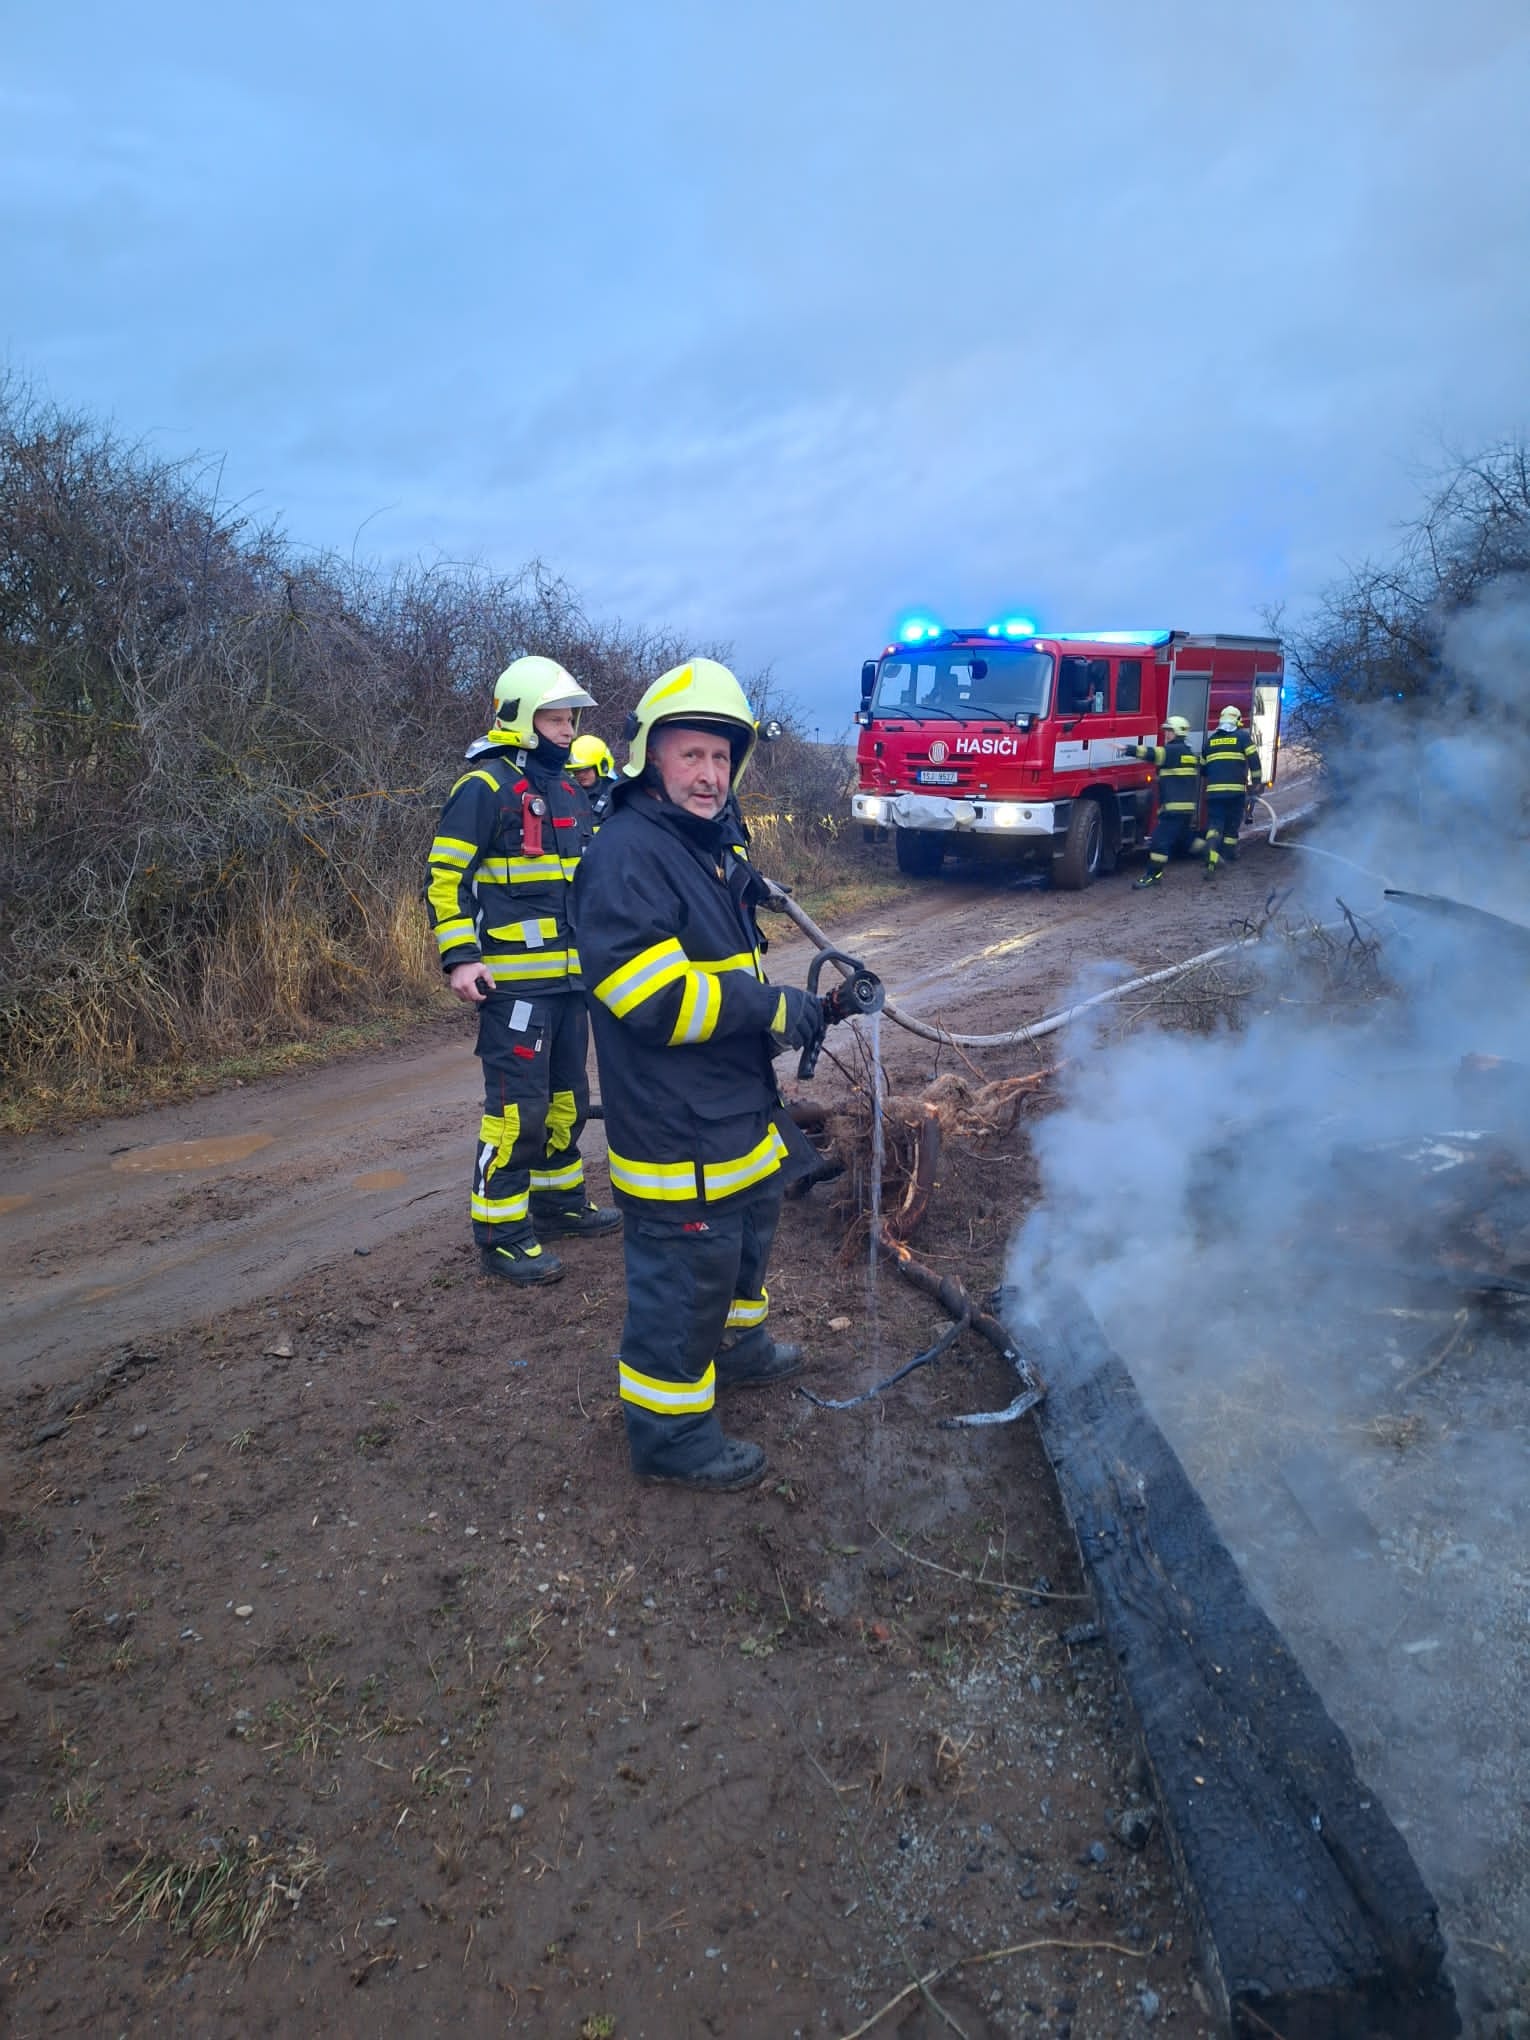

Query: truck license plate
[{"left": 917, "top": 769, "right": 959, "bottom": 785}]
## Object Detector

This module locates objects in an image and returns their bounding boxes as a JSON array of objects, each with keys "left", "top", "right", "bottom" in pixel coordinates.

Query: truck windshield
[{"left": 873, "top": 648, "right": 1053, "bottom": 721}]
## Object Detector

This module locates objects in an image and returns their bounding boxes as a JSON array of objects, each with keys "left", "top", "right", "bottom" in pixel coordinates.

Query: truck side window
[
  {"left": 1116, "top": 660, "right": 1142, "bottom": 713},
  {"left": 1059, "top": 656, "right": 1108, "bottom": 715}
]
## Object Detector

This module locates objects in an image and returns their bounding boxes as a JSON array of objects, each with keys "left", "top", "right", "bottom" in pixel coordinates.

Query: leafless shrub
[
  {"left": 1285, "top": 438, "right": 1530, "bottom": 739},
  {"left": 0, "top": 377, "right": 798, "bottom": 1098}
]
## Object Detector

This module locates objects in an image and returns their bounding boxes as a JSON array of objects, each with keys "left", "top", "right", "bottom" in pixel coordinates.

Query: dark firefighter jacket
[
  {"left": 425, "top": 735, "right": 594, "bottom": 995},
  {"left": 1126, "top": 734, "right": 1202, "bottom": 813},
  {"left": 1203, "top": 725, "right": 1264, "bottom": 796},
  {"left": 573, "top": 786, "right": 790, "bottom": 1216}
]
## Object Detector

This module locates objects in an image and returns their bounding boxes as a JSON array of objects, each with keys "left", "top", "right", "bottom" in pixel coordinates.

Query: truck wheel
[
  {"left": 1054, "top": 798, "right": 1104, "bottom": 890},
  {"left": 894, "top": 829, "right": 945, "bottom": 878}
]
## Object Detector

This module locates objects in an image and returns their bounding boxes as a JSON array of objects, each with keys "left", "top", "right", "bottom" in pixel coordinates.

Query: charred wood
[{"left": 1003, "top": 1280, "right": 1459, "bottom": 2040}]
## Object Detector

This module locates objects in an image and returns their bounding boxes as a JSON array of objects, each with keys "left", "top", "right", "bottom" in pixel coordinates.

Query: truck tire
[
  {"left": 894, "top": 829, "right": 945, "bottom": 878},
  {"left": 1054, "top": 797, "right": 1104, "bottom": 890}
]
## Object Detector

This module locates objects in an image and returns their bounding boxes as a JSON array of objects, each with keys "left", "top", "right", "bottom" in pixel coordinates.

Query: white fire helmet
[
  {"left": 1164, "top": 715, "right": 1192, "bottom": 736},
  {"left": 491, "top": 656, "right": 596, "bottom": 746},
  {"left": 1219, "top": 706, "right": 1243, "bottom": 728}
]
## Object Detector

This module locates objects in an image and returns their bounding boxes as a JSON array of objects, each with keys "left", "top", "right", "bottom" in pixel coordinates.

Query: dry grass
[
  {"left": 108, "top": 1833, "right": 324, "bottom": 1960},
  {"left": 0, "top": 1002, "right": 444, "bottom": 1134}
]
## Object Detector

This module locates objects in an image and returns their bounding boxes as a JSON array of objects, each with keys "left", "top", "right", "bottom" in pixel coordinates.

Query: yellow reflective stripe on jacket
[
  {"left": 696, "top": 951, "right": 762, "bottom": 978},
  {"left": 449, "top": 769, "right": 502, "bottom": 796},
  {"left": 669, "top": 969, "right": 722, "bottom": 1046},
  {"left": 701, "top": 1125, "right": 788, "bottom": 1201},
  {"left": 477, "top": 855, "right": 567, "bottom": 885},
  {"left": 433, "top": 916, "right": 477, "bottom": 954},
  {"left": 484, "top": 950, "right": 578, "bottom": 982},
  {"left": 618, "top": 1361, "right": 716, "bottom": 1414},
  {"left": 485, "top": 917, "right": 560, "bottom": 947},
  {"left": 607, "top": 1149, "right": 698, "bottom": 1200},
  {"left": 725, "top": 1289, "right": 769, "bottom": 1329},
  {"left": 429, "top": 834, "right": 475, "bottom": 868},
  {"left": 596, "top": 939, "right": 689, "bottom": 1018}
]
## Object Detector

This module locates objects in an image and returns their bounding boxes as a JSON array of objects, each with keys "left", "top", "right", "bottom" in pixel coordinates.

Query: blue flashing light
[
  {"left": 1051, "top": 630, "right": 1173, "bottom": 648},
  {"left": 986, "top": 615, "right": 1039, "bottom": 639},
  {"left": 896, "top": 615, "right": 943, "bottom": 645}
]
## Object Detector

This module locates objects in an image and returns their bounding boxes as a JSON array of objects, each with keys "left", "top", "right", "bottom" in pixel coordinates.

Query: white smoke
[{"left": 1007, "top": 579, "right": 1530, "bottom": 2032}]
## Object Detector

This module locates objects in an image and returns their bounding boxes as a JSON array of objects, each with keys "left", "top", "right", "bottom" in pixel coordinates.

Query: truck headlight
[
  {"left": 993, "top": 803, "right": 1022, "bottom": 827},
  {"left": 853, "top": 794, "right": 887, "bottom": 824}
]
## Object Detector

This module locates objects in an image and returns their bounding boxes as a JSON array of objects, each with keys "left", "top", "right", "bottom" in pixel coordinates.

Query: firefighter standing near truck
[
  {"left": 1124, "top": 714, "right": 1203, "bottom": 889},
  {"left": 426, "top": 655, "right": 621, "bottom": 1285},
  {"left": 1197, "top": 705, "right": 1264, "bottom": 879},
  {"left": 573, "top": 659, "right": 825, "bottom": 1492}
]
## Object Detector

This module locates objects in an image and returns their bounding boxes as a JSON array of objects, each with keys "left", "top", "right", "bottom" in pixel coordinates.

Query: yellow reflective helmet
[
  {"left": 491, "top": 655, "right": 596, "bottom": 745},
  {"left": 568, "top": 734, "right": 616, "bottom": 777},
  {"left": 622, "top": 658, "right": 758, "bottom": 782},
  {"left": 1218, "top": 705, "right": 1243, "bottom": 728},
  {"left": 1164, "top": 715, "right": 1192, "bottom": 736}
]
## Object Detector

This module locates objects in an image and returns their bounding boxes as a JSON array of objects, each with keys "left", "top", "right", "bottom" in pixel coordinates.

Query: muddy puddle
[{"left": 109, "top": 1132, "right": 274, "bottom": 1173}]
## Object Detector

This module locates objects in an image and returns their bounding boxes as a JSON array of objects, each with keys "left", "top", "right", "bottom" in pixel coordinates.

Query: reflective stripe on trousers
[
  {"left": 618, "top": 1184, "right": 783, "bottom": 1477},
  {"left": 471, "top": 993, "right": 590, "bottom": 1244}
]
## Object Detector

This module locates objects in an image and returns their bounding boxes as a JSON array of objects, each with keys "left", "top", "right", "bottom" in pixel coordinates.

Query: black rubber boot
[
  {"left": 530, "top": 1198, "right": 622, "bottom": 1239},
  {"left": 639, "top": 1436, "right": 766, "bottom": 1491},
  {"left": 716, "top": 1336, "right": 805, "bottom": 1391},
  {"left": 1133, "top": 871, "right": 1163, "bottom": 890},
  {"left": 479, "top": 1225, "right": 564, "bottom": 1285},
  {"left": 1203, "top": 858, "right": 1218, "bottom": 882}
]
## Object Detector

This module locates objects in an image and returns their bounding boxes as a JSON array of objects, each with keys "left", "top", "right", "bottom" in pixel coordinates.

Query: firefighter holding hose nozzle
[{"left": 573, "top": 659, "right": 825, "bottom": 1492}]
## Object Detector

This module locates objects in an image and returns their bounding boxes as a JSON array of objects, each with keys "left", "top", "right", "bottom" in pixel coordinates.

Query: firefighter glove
[{"left": 772, "top": 985, "right": 827, "bottom": 1055}]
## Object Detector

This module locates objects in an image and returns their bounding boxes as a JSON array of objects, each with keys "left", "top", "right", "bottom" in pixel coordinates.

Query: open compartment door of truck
[
  {"left": 1167, "top": 671, "right": 1210, "bottom": 750},
  {"left": 1252, "top": 678, "right": 1281, "bottom": 787}
]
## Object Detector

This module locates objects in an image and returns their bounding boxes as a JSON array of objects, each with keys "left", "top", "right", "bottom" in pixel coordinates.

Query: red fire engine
[{"left": 850, "top": 621, "right": 1283, "bottom": 886}]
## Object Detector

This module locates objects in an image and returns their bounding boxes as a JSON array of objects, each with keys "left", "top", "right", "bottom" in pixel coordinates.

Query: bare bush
[
  {"left": 0, "top": 379, "right": 779, "bottom": 1099},
  {"left": 1287, "top": 439, "right": 1530, "bottom": 737}
]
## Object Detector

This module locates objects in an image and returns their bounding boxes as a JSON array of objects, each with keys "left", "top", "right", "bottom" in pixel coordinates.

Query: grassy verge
[
  {"left": 777, "top": 869, "right": 911, "bottom": 932},
  {"left": 0, "top": 999, "right": 452, "bottom": 1137}
]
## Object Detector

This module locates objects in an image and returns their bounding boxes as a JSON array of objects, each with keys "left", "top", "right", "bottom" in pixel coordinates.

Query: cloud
[{"left": 3, "top": 0, "right": 1527, "bottom": 717}]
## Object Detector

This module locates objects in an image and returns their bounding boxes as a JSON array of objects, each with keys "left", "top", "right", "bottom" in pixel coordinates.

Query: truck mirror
[
  {"left": 970, "top": 658, "right": 988, "bottom": 678},
  {"left": 860, "top": 660, "right": 877, "bottom": 704}
]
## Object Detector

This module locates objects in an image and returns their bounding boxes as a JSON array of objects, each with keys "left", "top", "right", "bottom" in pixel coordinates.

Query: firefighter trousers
[
  {"left": 1145, "top": 808, "right": 1198, "bottom": 874},
  {"left": 472, "top": 990, "right": 590, "bottom": 1246},
  {"left": 1203, "top": 793, "right": 1246, "bottom": 865},
  {"left": 617, "top": 1182, "right": 783, "bottom": 1477}
]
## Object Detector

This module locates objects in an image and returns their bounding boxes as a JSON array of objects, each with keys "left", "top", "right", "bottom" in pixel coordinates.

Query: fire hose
[
  {"left": 764, "top": 886, "right": 1277, "bottom": 1051},
  {"left": 757, "top": 791, "right": 1327, "bottom": 1053}
]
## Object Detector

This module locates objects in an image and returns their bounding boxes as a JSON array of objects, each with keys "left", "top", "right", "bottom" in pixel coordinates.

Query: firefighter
[
  {"left": 1198, "top": 705, "right": 1264, "bottom": 878},
  {"left": 568, "top": 733, "right": 618, "bottom": 824},
  {"left": 1123, "top": 714, "right": 1203, "bottom": 889},
  {"left": 426, "top": 655, "right": 621, "bottom": 1285},
  {"left": 573, "top": 659, "right": 825, "bottom": 1492}
]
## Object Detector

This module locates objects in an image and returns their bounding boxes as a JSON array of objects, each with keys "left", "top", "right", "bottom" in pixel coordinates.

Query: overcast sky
[{"left": 5, "top": 0, "right": 1529, "bottom": 723}]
